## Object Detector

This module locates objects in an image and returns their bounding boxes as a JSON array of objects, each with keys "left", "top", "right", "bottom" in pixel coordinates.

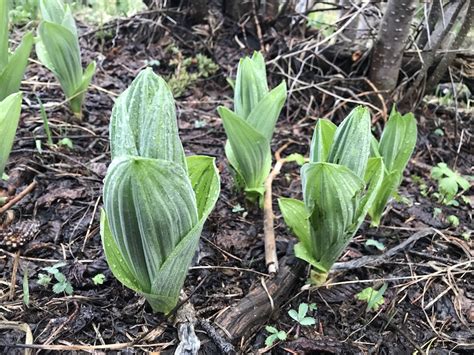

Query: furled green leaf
[
  {"left": 357, "top": 157, "right": 384, "bottom": 226},
  {"left": 246, "top": 81, "right": 287, "bottom": 141},
  {"left": 234, "top": 51, "right": 268, "bottom": 119},
  {"left": 302, "top": 162, "right": 364, "bottom": 272},
  {"left": 37, "top": 1, "right": 96, "bottom": 115},
  {"left": 186, "top": 155, "right": 220, "bottom": 219},
  {"left": 0, "top": 93, "right": 23, "bottom": 175},
  {"left": 39, "top": 0, "right": 77, "bottom": 36},
  {"left": 103, "top": 156, "right": 198, "bottom": 291},
  {"left": 379, "top": 108, "right": 417, "bottom": 176},
  {"left": 0, "top": 32, "right": 33, "bottom": 101},
  {"left": 310, "top": 119, "right": 337, "bottom": 163},
  {"left": 102, "top": 154, "right": 220, "bottom": 314},
  {"left": 0, "top": 0, "right": 9, "bottom": 69},
  {"left": 219, "top": 106, "right": 271, "bottom": 195},
  {"left": 327, "top": 106, "right": 371, "bottom": 179},
  {"left": 110, "top": 68, "right": 186, "bottom": 168},
  {"left": 278, "top": 198, "right": 310, "bottom": 247},
  {"left": 368, "top": 170, "right": 399, "bottom": 226},
  {"left": 37, "top": 21, "right": 82, "bottom": 98}
]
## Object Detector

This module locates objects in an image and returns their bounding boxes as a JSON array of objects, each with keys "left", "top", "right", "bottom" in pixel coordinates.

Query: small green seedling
[
  {"left": 38, "top": 262, "right": 73, "bottom": 295},
  {"left": 231, "top": 203, "right": 245, "bottom": 213},
  {"left": 447, "top": 215, "right": 459, "bottom": 227},
  {"left": 288, "top": 303, "right": 316, "bottom": 326},
  {"left": 431, "top": 163, "right": 470, "bottom": 205},
  {"left": 92, "top": 273, "right": 106, "bottom": 285},
  {"left": 264, "top": 326, "right": 287, "bottom": 347},
  {"left": 365, "top": 239, "right": 385, "bottom": 251},
  {"left": 356, "top": 284, "right": 387, "bottom": 311}
]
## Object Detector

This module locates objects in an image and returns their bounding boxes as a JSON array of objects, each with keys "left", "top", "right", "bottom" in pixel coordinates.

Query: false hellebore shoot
[
  {"left": 0, "top": 0, "right": 33, "bottom": 101},
  {"left": 217, "top": 52, "right": 287, "bottom": 202},
  {"left": 101, "top": 68, "right": 220, "bottom": 314},
  {"left": 279, "top": 107, "right": 384, "bottom": 283},
  {"left": 36, "top": 0, "right": 96, "bottom": 116}
]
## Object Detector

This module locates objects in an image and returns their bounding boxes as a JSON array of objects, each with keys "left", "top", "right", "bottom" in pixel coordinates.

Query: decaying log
[{"left": 214, "top": 256, "right": 306, "bottom": 344}]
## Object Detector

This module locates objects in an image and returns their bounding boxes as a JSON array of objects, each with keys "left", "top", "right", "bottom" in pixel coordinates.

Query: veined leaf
[
  {"left": 39, "top": 0, "right": 77, "bottom": 36},
  {"left": 37, "top": 21, "right": 82, "bottom": 98},
  {"left": 102, "top": 154, "right": 220, "bottom": 314},
  {"left": 234, "top": 52, "right": 268, "bottom": 119},
  {"left": 0, "top": 0, "right": 8, "bottom": 68},
  {"left": 368, "top": 170, "right": 399, "bottom": 226},
  {"left": 357, "top": 157, "right": 384, "bottom": 226},
  {"left": 103, "top": 156, "right": 198, "bottom": 291},
  {"left": 278, "top": 198, "right": 310, "bottom": 247},
  {"left": 379, "top": 108, "right": 417, "bottom": 176},
  {"left": 310, "top": 119, "right": 337, "bottom": 163},
  {"left": 302, "top": 162, "right": 364, "bottom": 271},
  {"left": 37, "top": 1, "right": 95, "bottom": 115},
  {"left": 0, "top": 32, "right": 34, "bottom": 101},
  {"left": 110, "top": 68, "right": 186, "bottom": 168},
  {"left": 0, "top": 93, "right": 23, "bottom": 175},
  {"left": 246, "top": 81, "right": 287, "bottom": 141},
  {"left": 328, "top": 106, "right": 371, "bottom": 179},
  {"left": 218, "top": 106, "right": 271, "bottom": 194},
  {"left": 186, "top": 155, "right": 220, "bottom": 219}
]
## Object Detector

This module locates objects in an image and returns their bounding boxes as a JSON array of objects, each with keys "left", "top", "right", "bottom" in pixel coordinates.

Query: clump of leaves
[
  {"left": 167, "top": 46, "right": 218, "bottom": 97},
  {"left": 38, "top": 262, "right": 73, "bottom": 295},
  {"left": 264, "top": 326, "right": 287, "bottom": 347},
  {"left": 288, "top": 303, "right": 316, "bottom": 326},
  {"left": 356, "top": 284, "right": 387, "bottom": 311},
  {"left": 431, "top": 163, "right": 470, "bottom": 205}
]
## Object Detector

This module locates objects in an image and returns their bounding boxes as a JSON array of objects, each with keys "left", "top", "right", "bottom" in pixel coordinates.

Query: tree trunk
[
  {"left": 417, "top": 0, "right": 442, "bottom": 48},
  {"left": 368, "top": 0, "right": 418, "bottom": 97}
]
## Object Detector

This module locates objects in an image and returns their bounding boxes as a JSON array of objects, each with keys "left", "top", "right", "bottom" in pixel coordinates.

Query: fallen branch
[
  {"left": 332, "top": 228, "right": 434, "bottom": 271},
  {"left": 214, "top": 256, "right": 306, "bottom": 344}
]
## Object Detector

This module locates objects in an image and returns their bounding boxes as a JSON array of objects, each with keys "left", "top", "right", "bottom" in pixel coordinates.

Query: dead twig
[
  {"left": 332, "top": 228, "right": 434, "bottom": 271},
  {"left": 0, "top": 180, "right": 37, "bottom": 215},
  {"left": 263, "top": 143, "right": 291, "bottom": 274}
]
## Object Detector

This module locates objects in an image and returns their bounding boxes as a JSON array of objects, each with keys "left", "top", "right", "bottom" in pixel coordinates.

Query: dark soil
[{"left": 0, "top": 12, "right": 472, "bottom": 354}]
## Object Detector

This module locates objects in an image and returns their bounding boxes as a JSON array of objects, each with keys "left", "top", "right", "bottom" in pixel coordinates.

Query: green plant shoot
[
  {"left": 0, "top": 92, "right": 23, "bottom": 176},
  {"left": 279, "top": 107, "right": 384, "bottom": 283},
  {"left": 217, "top": 51, "right": 287, "bottom": 201},
  {"left": 0, "top": 0, "right": 33, "bottom": 101},
  {"left": 369, "top": 107, "right": 417, "bottom": 225},
  {"left": 101, "top": 68, "right": 220, "bottom": 314},
  {"left": 36, "top": 0, "right": 96, "bottom": 116}
]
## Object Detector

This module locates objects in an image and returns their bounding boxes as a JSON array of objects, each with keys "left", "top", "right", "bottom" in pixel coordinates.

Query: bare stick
[
  {"left": 0, "top": 180, "right": 37, "bottom": 215},
  {"left": 263, "top": 144, "right": 291, "bottom": 274}
]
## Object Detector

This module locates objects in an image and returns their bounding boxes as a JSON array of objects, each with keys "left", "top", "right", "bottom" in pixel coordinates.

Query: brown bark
[
  {"left": 368, "top": 0, "right": 418, "bottom": 96},
  {"left": 214, "top": 256, "right": 306, "bottom": 343}
]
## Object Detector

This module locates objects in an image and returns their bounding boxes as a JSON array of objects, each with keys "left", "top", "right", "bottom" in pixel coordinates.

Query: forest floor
[{"left": 0, "top": 13, "right": 472, "bottom": 354}]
